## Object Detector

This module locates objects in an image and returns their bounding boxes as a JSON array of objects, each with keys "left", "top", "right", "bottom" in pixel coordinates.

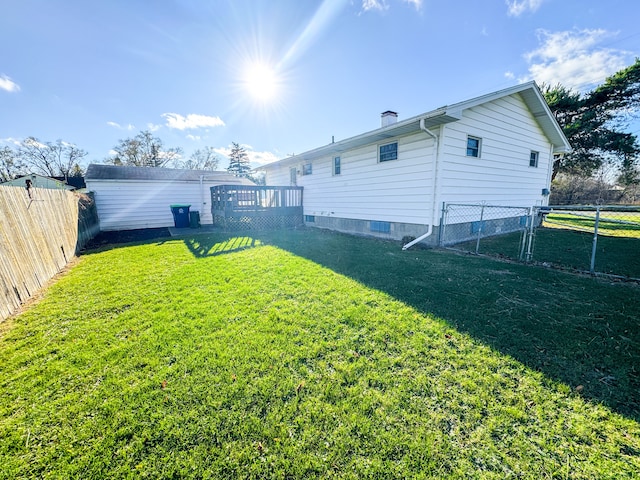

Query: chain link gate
[{"left": 439, "top": 203, "right": 536, "bottom": 261}]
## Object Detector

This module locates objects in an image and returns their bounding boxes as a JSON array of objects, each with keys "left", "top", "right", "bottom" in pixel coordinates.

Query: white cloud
[
  {"left": 108, "top": 149, "right": 118, "bottom": 156},
  {"left": 0, "top": 75, "right": 20, "bottom": 93},
  {"left": 504, "top": 71, "right": 515, "bottom": 80},
  {"left": 107, "top": 121, "right": 137, "bottom": 131},
  {"left": 362, "top": 0, "right": 388, "bottom": 12},
  {"left": 0, "top": 137, "right": 22, "bottom": 146},
  {"left": 522, "top": 29, "right": 631, "bottom": 91},
  {"left": 162, "top": 113, "right": 225, "bottom": 130},
  {"left": 403, "top": 0, "right": 422, "bottom": 10},
  {"left": 186, "top": 134, "right": 201, "bottom": 141},
  {"left": 506, "top": 0, "right": 544, "bottom": 17},
  {"left": 147, "top": 123, "right": 161, "bottom": 132}
]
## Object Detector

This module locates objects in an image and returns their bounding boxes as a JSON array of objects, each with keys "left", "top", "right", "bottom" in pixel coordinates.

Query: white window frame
[
  {"left": 333, "top": 156, "right": 341, "bottom": 175},
  {"left": 466, "top": 135, "right": 481, "bottom": 158},
  {"left": 529, "top": 151, "right": 539, "bottom": 168},
  {"left": 302, "top": 163, "right": 312, "bottom": 175}
]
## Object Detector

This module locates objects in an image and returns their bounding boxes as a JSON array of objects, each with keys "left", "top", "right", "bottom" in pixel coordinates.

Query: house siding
[
  {"left": 87, "top": 179, "right": 221, "bottom": 231},
  {"left": 261, "top": 87, "right": 565, "bottom": 244},
  {"left": 266, "top": 131, "right": 436, "bottom": 226},
  {"left": 438, "top": 94, "right": 552, "bottom": 207}
]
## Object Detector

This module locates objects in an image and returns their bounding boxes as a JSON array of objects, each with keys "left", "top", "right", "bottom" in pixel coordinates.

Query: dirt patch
[{"left": 85, "top": 228, "right": 171, "bottom": 249}]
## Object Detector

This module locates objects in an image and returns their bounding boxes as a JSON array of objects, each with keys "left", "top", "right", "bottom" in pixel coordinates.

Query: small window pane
[
  {"left": 529, "top": 151, "right": 539, "bottom": 168},
  {"left": 302, "top": 163, "right": 312, "bottom": 175},
  {"left": 334, "top": 156, "right": 341, "bottom": 175},
  {"left": 379, "top": 142, "right": 398, "bottom": 162},
  {"left": 466, "top": 136, "right": 480, "bottom": 157}
]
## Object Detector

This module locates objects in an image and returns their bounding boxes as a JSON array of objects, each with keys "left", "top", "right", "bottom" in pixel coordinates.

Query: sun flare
[{"left": 244, "top": 63, "right": 279, "bottom": 102}]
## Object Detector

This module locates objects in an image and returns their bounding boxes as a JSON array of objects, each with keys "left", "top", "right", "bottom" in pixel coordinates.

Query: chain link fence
[
  {"left": 440, "top": 203, "right": 534, "bottom": 260},
  {"left": 440, "top": 203, "right": 640, "bottom": 280}
]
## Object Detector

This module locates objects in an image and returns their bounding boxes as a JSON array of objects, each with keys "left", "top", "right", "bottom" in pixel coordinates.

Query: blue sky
[{"left": 1, "top": 0, "right": 639, "bottom": 170}]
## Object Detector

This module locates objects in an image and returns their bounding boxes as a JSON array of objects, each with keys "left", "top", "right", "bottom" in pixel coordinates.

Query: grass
[
  {"left": 456, "top": 223, "right": 640, "bottom": 279},
  {"left": 1, "top": 228, "right": 639, "bottom": 478},
  {"left": 544, "top": 212, "right": 640, "bottom": 238}
]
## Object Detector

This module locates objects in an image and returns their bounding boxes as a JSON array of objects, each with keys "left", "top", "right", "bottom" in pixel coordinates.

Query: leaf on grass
[{"left": 161, "top": 380, "right": 167, "bottom": 389}]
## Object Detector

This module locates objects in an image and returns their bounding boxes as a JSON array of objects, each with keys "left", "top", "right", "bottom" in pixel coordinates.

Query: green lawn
[
  {"left": 1, "top": 229, "right": 639, "bottom": 478},
  {"left": 460, "top": 227, "right": 640, "bottom": 279}
]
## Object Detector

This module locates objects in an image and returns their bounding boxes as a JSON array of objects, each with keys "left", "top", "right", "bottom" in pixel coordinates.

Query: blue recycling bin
[{"left": 170, "top": 204, "right": 191, "bottom": 228}]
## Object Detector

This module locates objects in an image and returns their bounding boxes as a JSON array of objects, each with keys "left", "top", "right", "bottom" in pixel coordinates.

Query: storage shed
[{"left": 85, "top": 164, "right": 254, "bottom": 231}]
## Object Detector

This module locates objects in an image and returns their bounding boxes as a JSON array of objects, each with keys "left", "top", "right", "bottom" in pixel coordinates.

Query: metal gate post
[
  {"left": 475, "top": 203, "right": 485, "bottom": 254},
  {"left": 439, "top": 202, "right": 447, "bottom": 247},
  {"left": 590, "top": 206, "right": 601, "bottom": 274},
  {"left": 525, "top": 207, "right": 536, "bottom": 262}
]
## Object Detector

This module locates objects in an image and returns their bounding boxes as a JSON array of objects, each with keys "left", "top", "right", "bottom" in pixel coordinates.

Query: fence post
[
  {"left": 475, "top": 203, "right": 485, "bottom": 254},
  {"left": 590, "top": 206, "right": 601, "bottom": 274},
  {"left": 439, "top": 202, "right": 447, "bottom": 247},
  {"left": 525, "top": 206, "right": 536, "bottom": 262}
]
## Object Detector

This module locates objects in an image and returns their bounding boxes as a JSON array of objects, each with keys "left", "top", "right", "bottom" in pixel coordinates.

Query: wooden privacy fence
[{"left": 0, "top": 186, "right": 99, "bottom": 321}]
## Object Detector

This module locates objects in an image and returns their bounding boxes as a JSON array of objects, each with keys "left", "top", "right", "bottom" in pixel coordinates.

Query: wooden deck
[{"left": 211, "top": 185, "right": 303, "bottom": 229}]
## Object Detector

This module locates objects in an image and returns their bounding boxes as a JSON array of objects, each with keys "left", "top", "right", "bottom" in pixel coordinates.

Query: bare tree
[
  {"left": 106, "top": 130, "right": 182, "bottom": 167},
  {"left": 181, "top": 146, "right": 220, "bottom": 170},
  {"left": 0, "top": 146, "right": 25, "bottom": 182},
  {"left": 18, "top": 137, "right": 87, "bottom": 180}
]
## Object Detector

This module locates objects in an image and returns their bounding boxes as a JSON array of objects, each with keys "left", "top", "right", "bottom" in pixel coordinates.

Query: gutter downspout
[
  {"left": 402, "top": 118, "right": 440, "bottom": 250},
  {"left": 199, "top": 175, "right": 205, "bottom": 216}
]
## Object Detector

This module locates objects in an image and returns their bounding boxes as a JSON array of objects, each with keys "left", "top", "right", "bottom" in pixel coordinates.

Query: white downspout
[
  {"left": 402, "top": 118, "right": 440, "bottom": 250},
  {"left": 199, "top": 175, "right": 205, "bottom": 217}
]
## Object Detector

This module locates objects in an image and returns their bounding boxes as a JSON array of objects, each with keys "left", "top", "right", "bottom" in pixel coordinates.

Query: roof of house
[
  {"left": 258, "top": 81, "right": 571, "bottom": 169},
  {"left": 85, "top": 164, "right": 255, "bottom": 185},
  {"left": 1, "top": 174, "right": 75, "bottom": 190}
]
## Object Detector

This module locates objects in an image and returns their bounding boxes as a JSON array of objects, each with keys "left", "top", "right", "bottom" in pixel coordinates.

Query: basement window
[
  {"left": 304, "top": 215, "right": 315, "bottom": 223},
  {"left": 370, "top": 221, "right": 391, "bottom": 233},
  {"left": 529, "top": 151, "right": 539, "bottom": 168},
  {"left": 379, "top": 142, "right": 398, "bottom": 162},
  {"left": 466, "top": 136, "right": 481, "bottom": 157}
]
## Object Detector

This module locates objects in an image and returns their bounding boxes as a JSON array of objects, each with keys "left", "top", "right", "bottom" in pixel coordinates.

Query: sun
[{"left": 244, "top": 62, "right": 279, "bottom": 102}]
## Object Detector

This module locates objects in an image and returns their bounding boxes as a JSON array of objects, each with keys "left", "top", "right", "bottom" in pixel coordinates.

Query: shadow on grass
[
  {"left": 83, "top": 227, "right": 639, "bottom": 421},
  {"left": 244, "top": 228, "right": 640, "bottom": 422},
  {"left": 183, "top": 235, "right": 262, "bottom": 257},
  {"left": 456, "top": 228, "right": 640, "bottom": 279}
]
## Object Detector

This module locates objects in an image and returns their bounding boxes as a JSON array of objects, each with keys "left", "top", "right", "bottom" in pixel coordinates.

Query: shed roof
[
  {"left": 85, "top": 164, "right": 255, "bottom": 184},
  {"left": 258, "top": 81, "right": 571, "bottom": 169}
]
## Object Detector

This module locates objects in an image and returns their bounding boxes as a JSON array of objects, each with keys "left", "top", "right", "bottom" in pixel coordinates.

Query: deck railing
[{"left": 211, "top": 185, "right": 303, "bottom": 229}]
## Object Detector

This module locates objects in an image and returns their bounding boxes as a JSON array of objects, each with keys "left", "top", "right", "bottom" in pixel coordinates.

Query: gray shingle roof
[{"left": 85, "top": 164, "right": 255, "bottom": 184}]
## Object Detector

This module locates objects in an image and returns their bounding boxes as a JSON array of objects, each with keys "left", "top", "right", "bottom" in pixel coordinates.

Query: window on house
[
  {"left": 289, "top": 167, "right": 297, "bottom": 186},
  {"left": 529, "top": 151, "right": 539, "bottom": 168},
  {"left": 302, "top": 163, "right": 312, "bottom": 175},
  {"left": 466, "top": 136, "right": 481, "bottom": 157},
  {"left": 379, "top": 142, "right": 398, "bottom": 162},
  {"left": 370, "top": 221, "right": 391, "bottom": 233},
  {"left": 333, "top": 156, "right": 341, "bottom": 175},
  {"left": 304, "top": 215, "right": 315, "bottom": 223}
]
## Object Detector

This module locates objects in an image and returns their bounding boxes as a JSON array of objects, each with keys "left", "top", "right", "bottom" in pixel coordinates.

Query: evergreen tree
[
  {"left": 226, "top": 142, "right": 251, "bottom": 177},
  {"left": 543, "top": 59, "right": 640, "bottom": 182}
]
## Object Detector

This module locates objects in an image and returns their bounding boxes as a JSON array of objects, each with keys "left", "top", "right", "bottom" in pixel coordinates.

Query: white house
[
  {"left": 85, "top": 164, "right": 254, "bottom": 231},
  {"left": 258, "top": 82, "right": 571, "bottom": 246}
]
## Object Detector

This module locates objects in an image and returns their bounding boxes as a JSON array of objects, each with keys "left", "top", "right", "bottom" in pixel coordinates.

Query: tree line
[{"left": 0, "top": 131, "right": 254, "bottom": 183}]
